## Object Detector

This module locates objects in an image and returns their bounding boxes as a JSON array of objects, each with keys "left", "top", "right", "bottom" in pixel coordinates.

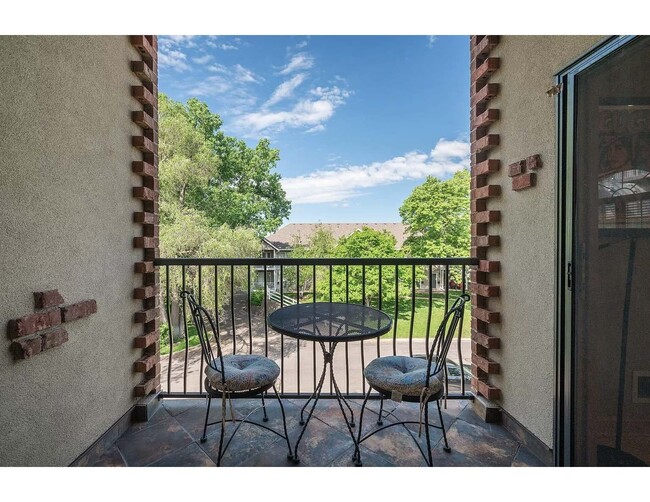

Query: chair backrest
[
  {"left": 180, "top": 290, "right": 224, "bottom": 377},
  {"left": 426, "top": 293, "right": 470, "bottom": 384}
]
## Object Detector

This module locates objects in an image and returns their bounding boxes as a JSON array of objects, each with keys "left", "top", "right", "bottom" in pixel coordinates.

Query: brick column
[
  {"left": 469, "top": 36, "right": 502, "bottom": 403},
  {"left": 129, "top": 36, "right": 161, "bottom": 398}
]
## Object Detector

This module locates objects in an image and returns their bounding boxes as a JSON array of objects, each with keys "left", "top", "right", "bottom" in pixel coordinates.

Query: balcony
[{"left": 74, "top": 257, "right": 546, "bottom": 467}]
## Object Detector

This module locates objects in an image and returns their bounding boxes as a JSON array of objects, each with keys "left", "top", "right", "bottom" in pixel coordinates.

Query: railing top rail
[{"left": 155, "top": 257, "right": 478, "bottom": 266}]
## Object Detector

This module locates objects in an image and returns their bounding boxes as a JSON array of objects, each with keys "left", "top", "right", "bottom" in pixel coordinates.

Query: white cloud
[
  {"left": 295, "top": 40, "right": 308, "bottom": 49},
  {"left": 279, "top": 52, "right": 314, "bottom": 75},
  {"left": 282, "top": 138, "right": 470, "bottom": 204},
  {"left": 158, "top": 49, "right": 190, "bottom": 72},
  {"left": 209, "top": 63, "right": 263, "bottom": 84},
  {"left": 264, "top": 73, "right": 307, "bottom": 107},
  {"left": 236, "top": 85, "right": 349, "bottom": 134},
  {"left": 192, "top": 54, "right": 213, "bottom": 64},
  {"left": 427, "top": 36, "right": 438, "bottom": 47},
  {"left": 305, "top": 124, "right": 326, "bottom": 134}
]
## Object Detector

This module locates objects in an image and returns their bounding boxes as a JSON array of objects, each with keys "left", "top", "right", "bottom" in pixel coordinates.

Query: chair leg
[
  {"left": 377, "top": 395, "right": 384, "bottom": 426},
  {"left": 200, "top": 396, "right": 212, "bottom": 443},
  {"left": 437, "top": 399, "right": 451, "bottom": 453},
  {"left": 273, "top": 385, "right": 294, "bottom": 461},
  {"left": 261, "top": 392, "right": 269, "bottom": 422},
  {"left": 216, "top": 392, "right": 228, "bottom": 466},
  {"left": 424, "top": 401, "right": 433, "bottom": 466}
]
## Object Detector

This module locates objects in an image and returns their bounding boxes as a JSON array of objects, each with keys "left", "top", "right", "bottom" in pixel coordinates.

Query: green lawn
[{"left": 161, "top": 291, "right": 470, "bottom": 354}]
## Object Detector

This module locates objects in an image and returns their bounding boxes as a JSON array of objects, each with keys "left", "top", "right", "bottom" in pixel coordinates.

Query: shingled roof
[{"left": 264, "top": 223, "right": 407, "bottom": 250}]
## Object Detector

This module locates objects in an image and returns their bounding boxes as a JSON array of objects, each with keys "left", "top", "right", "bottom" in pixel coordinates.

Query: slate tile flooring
[{"left": 89, "top": 397, "right": 546, "bottom": 467}]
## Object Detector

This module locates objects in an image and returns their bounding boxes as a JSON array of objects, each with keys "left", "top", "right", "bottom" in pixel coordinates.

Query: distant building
[{"left": 256, "top": 222, "right": 446, "bottom": 291}]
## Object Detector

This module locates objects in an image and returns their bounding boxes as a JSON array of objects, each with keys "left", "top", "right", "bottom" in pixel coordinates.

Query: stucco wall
[
  {"left": 487, "top": 36, "right": 605, "bottom": 448},
  {"left": 0, "top": 36, "right": 141, "bottom": 466}
]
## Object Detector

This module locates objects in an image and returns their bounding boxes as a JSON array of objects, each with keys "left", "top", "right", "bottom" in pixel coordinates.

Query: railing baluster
[
  {"left": 280, "top": 264, "right": 284, "bottom": 394},
  {"left": 296, "top": 264, "right": 300, "bottom": 394},
  {"left": 409, "top": 264, "right": 415, "bottom": 357},
  {"left": 231, "top": 264, "right": 236, "bottom": 355},
  {"left": 444, "top": 264, "right": 450, "bottom": 398},
  {"left": 198, "top": 266, "right": 203, "bottom": 391},
  {"left": 263, "top": 264, "right": 268, "bottom": 358},
  {"left": 459, "top": 264, "right": 467, "bottom": 395},
  {"left": 329, "top": 264, "right": 332, "bottom": 395},
  {"left": 345, "top": 264, "right": 349, "bottom": 395},
  {"left": 247, "top": 265, "right": 252, "bottom": 355},
  {"left": 393, "top": 264, "right": 398, "bottom": 356},
  {"left": 377, "top": 264, "right": 382, "bottom": 358},
  {"left": 361, "top": 264, "right": 366, "bottom": 394},
  {"left": 312, "top": 264, "right": 317, "bottom": 393},
  {"left": 425, "top": 264, "right": 433, "bottom": 360},
  {"left": 165, "top": 265, "right": 172, "bottom": 393},
  {"left": 181, "top": 265, "right": 188, "bottom": 394}
]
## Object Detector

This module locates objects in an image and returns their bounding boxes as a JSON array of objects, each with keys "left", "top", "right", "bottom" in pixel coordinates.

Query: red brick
[
  {"left": 133, "top": 237, "right": 158, "bottom": 249},
  {"left": 130, "top": 35, "right": 156, "bottom": 64},
  {"left": 133, "top": 354, "right": 158, "bottom": 373},
  {"left": 470, "top": 283, "right": 500, "bottom": 297},
  {"left": 131, "top": 110, "right": 156, "bottom": 130},
  {"left": 471, "top": 210, "right": 501, "bottom": 224},
  {"left": 508, "top": 160, "right": 526, "bottom": 177},
  {"left": 472, "top": 159, "right": 500, "bottom": 177},
  {"left": 476, "top": 379, "right": 501, "bottom": 400},
  {"left": 526, "top": 154, "right": 543, "bottom": 170},
  {"left": 61, "top": 300, "right": 97, "bottom": 322},
  {"left": 132, "top": 136, "right": 157, "bottom": 154},
  {"left": 11, "top": 337, "right": 43, "bottom": 359},
  {"left": 7, "top": 309, "right": 61, "bottom": 339},
  {"left": 134, "top": 285, "right": 160, "bottom": 300},
  {"left": 472, "top": 134, "right": 500, "bottom": 154},
  {"left": 470, "top": 35, "right": 499, "bottom": 60},
  {"left": 472, "top": 185, "right": 501, "bottom": 200},
  {"left": 41, "top": 327, "right": 69, "bottom": 350},
  {"left": 130, "top": 60, "right": 157, "bottom": 85},
  {"left": 131, "top": 85, "right": 157, "bottom": 107},
  {"left": 34, "top": 290, "right": 65, "bottom": 309},
  {"left": 471, "top": 329, "right": 501, "bottom": 349},
  {"left": 471, "top": 57, "right": 500, "bottom": 84},
  {"left": 470, "top": 83, "right": 499, "bottom": 108},
  {"left": 471, "top": 109, "right": 500, "bottom": 131},
  {"left": 133, "top": 186, "right": 157, "bottom": 201},
  {"left": 470, "top": 199, "right": 487, "bottom": 213},
  {"left": 134, "top": 375, "right": 161, "bottom": 397},
  {"left": 478, "top": 260, "right": 501, "bottom": 273},
  {"left": 133, "top": 212, "right": 159, "bottom": 225},
  {"left": 512, "top": 172, "right": 536, "bottom": 191},
  {"left": 134, "top": 308, "right": 160, "bottom": 323},
  {"left": 134, "top": 330, "right": 159, "bottom": 348},
  {"left": 131, "top": 160, "right": 156, "bottom": 178},
  {"left": 472, "top": 307, "right": 500, "bottom": 324},
  {"left": 471, "top": 235, "right": 500, "bottom": 247},
  {"left": 143, "top": 224, "right": 159, "bottom": 238}
]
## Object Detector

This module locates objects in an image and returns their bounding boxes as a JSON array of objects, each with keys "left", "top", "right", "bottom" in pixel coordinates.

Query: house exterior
[
  {"left": 1, "top": 35, "right": 648, "bottom": 467},
  {"left": 259, "top": 223, "right": 419, "bottom": 290}
]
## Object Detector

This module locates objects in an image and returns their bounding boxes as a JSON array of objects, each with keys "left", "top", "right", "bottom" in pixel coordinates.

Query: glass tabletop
[{"left": 268, "top": 302, "right": 393, "bottom": 342}]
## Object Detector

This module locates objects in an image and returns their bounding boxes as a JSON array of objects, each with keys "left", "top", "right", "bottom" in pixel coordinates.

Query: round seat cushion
[
  {"left": 205, "top": 354, "right": 280, "bottom": 392},
  {"left": 364, "top": 356, "right": 443, "bottom": 398}
]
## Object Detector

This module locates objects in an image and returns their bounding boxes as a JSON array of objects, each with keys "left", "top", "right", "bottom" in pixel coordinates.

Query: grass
[{"left": 161, "top": 291, "right": 470, "bottom": 354}]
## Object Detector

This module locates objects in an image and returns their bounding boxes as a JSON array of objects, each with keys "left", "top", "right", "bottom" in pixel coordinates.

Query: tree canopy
[
  {"left": 158, "top": 93, "right": 291, "bottom": 239},
  {"left": 399, "top": 169, "right": 471, "bottom": 258}
]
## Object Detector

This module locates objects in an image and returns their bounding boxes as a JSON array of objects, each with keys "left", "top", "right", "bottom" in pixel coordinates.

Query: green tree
[
  {"left": 284, "top": 225, "right": 337, "bottom": 298},
  {"left": 158, "top": 93, "right": 291, "bottom": 237},
  {"left": 325, "top": 227, "right": 402, "bottom": 306},
  {"left": 399, "top": 169, "right": 471, "bottom": 258}
]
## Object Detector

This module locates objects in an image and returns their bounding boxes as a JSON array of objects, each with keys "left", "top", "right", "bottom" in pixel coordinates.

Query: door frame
[{"left": 554, "top": 35, "right": 641, "bottom": 466}]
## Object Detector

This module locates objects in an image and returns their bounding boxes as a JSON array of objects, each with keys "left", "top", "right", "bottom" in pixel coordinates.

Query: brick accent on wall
[
  {"left": 130, "top": 36, "right": 161, "bottom": 398},
  {"left": 469, "top": 36, "right": 502, "bottom": 402},
  {"left": 7, "top": 290, "right": 96, "bottom": 360},
  {"left": 509, "top": 154, "right": 543, "bottom": 191}
]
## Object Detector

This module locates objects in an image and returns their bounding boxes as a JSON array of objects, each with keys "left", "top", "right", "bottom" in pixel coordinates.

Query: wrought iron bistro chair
[
  {"left": 180, "top": 291, "right": 293, "bottom": 466},
  {"left": 355, "top": 294, "right": 470, "bottom": 467}
]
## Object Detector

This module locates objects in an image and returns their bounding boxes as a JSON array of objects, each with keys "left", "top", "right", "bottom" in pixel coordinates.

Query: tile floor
[{"left": 90, "top": 396, "right": 547, "bottom": 467}]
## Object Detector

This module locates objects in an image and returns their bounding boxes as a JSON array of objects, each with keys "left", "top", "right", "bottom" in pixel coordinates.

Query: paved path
[{"left": 161, "top": 334, "right": 471, "bottom": 395}]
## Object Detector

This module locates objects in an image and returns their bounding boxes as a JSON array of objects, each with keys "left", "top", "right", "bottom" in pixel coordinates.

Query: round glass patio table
[{"left": 268, "top": 302, "right": 392, "bottom": 465}]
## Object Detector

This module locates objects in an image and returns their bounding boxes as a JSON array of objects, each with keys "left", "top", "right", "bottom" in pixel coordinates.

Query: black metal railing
[{"left": 154, "top": 257, "right": 478, "bottom": 400}]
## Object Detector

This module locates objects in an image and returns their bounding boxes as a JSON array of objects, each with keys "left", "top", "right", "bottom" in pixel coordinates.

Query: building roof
[{"left": 264, "top": 223, "right": 407, "bottom": 250}]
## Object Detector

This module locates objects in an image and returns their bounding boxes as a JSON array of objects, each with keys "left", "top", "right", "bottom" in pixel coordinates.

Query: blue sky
[{"left": 159, "top": 35, "right": 470, "bottom": 226}]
